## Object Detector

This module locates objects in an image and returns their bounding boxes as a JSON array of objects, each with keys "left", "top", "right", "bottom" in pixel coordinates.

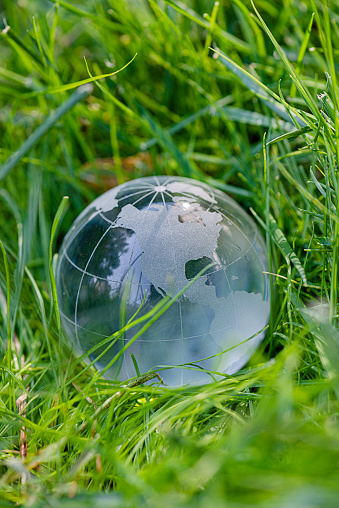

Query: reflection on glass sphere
[{"left": 56, "top": 176, "right": 270, "bottom": 385}]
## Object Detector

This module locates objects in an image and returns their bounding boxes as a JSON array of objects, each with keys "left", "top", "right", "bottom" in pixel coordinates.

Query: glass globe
[{"left": 56, "top": 176, "right": 270, "bottom": 385}]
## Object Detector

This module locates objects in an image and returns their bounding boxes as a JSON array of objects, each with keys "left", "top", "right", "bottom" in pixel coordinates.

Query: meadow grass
[{"left": 0, "top": 0, "right": 338, "bottom": 506}]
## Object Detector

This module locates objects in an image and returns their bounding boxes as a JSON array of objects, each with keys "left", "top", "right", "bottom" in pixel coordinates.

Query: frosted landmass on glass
[{"left": 56, "top": 176, "right": 270, "bottom": 385}]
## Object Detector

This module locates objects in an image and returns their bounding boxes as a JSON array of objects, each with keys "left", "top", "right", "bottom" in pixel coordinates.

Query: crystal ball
[{"left": 57, "top": 176, "right": 270, "bottom": 385}]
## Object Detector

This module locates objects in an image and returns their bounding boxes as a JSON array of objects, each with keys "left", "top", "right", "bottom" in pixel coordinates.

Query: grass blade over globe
[{"left": 56, "top": 176, "right": 270, "bottom": 385}]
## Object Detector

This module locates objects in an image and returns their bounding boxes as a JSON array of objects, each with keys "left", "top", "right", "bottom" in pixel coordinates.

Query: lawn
[{"left": 0, "top": 0, "right": 338, "bottom": 506}]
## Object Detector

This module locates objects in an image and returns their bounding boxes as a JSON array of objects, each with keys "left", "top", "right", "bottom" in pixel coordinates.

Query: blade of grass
[
  {"left": 267, "top": 125, "right": 313, "bottom": 145},
  {"left": 1, "top": 24, "right": 44, "bottom": 68},
  {"left": 83, "top": 57, "right": 138, "bottom": 120},
  {"left": 163, "top": 0, "right": 250, "bottom": 52},
  {"left": 36, "top": 53, "right": 137, "bottom": 95},
  {"left": 232, "top": 0, "right": 266, "bottom": 58},
  {"left": 251, "top": 209, "right": 307, "bottom": 285},
  {"left": 212, "top": 47, "right": 307, "bottom": 127},
  {"left": 203, "top": 1, "right": 220, "bottom": 58},
  {"left": 45, "top": 196, "right": 69, "bottom": 390},
  {"left": 301, "top": 308, "right": 339, "bottom": 399},
  {"left": 138, "top": 105, "right": 195, "bottom": 176},
  {"left": 250, "top": 1, "right": 322, "bottom": 123},
  {"left": 141, "top": 95, "right": 233, "bottom": 150},
  {"left": 313, "top": 1, "right": 339, "bottom": 324},
  {"left": 0, "top": 241, "right": 11, "bottom": 374},
  {"left": 289, "top": 13, "right": 315, "bottom": 98},
  {"left": 0, "top": 84, "right": 93, "bottom": 182},
  {"left": 49, "top": 0, "right": 122, "bottom": 30},
  {"left": 277, "top": 161, "right": 339, "bottom": 224},
  {"left": 0, "top": 365, "right": 28, "bottom": 394},
  {"left": 49, "top": 197, "right": 69, "bottom": 333}
]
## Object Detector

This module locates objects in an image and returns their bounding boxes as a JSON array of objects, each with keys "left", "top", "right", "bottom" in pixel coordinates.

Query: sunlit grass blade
[
  {"left": 35, "top": 54, "right": 138, "bottom": 95},
  {"left": 83, "top": 56, "right": 138, "bottom": 120}
]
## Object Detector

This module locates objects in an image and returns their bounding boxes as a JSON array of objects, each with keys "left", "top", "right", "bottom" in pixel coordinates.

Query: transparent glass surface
[{"left": 56, "top": 176, "right": 270, "bottom": 385}]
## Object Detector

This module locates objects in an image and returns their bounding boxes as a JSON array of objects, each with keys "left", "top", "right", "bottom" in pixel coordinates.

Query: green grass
[{"left": 0, "top": 0, "right": 338, "bottom": 506}]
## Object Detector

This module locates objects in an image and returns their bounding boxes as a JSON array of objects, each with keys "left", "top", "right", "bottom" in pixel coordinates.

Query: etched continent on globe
[{"left": 57, "top": 176, "right": 270, "bottom": 385}]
